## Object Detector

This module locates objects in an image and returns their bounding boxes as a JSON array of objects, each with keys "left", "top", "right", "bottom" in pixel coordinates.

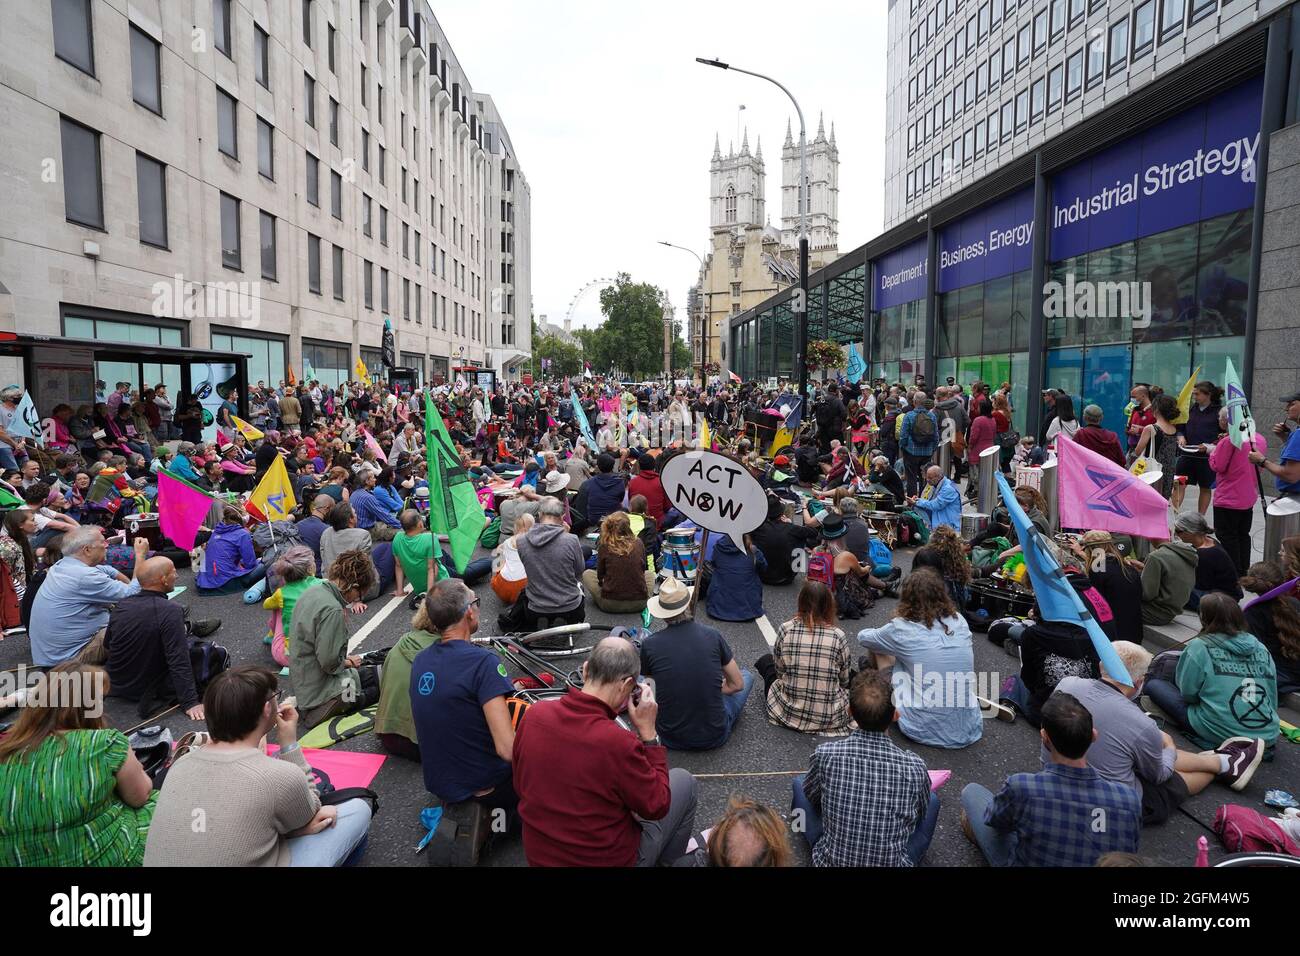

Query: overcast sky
[{"left": 432, "top": 0, "right": 890, "bottom": 335}]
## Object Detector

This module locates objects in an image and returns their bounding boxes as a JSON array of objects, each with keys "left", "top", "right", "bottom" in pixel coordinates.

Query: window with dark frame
[
  {"left": 304, "top": 72, "right": 316, "bottom": 128},
  {"left": 53, "top": 0, "right": 96, "bottom": 75},
  {"left": 260, "top": 211, "right": 276, "bottom": 280},
  {"left": 332, "top": 245, "right": 344, "bottom": 300},
  {"left": 1086, "top": 32, "right": 1105, "bottom": 87},
  {"left": 1066, "top": 48, "right": 1084, "bottom": 100},
  {"left": 331, "top": 170, "right": 342, "bottom": 220},
  {"left": 213, "top": 0, "right": 232, "bottom": 59},
  {"left": 1160, "top": 0, "right": 1186, "bottom": 40},
  {"left": 136, "top": 152, "right": 167, "bottom": 248},
  {"left": 130, "top": 25, "right": 162, "bottom": 115},
  {"left": 217, "top": 87, "right": 238, "bottom": 159},
  {"left": 306, "top": 151, "right": 319, "bottom": 206},
  {"left": 308, "top": 234, "right": 321, "bottom": 293},
  {"left": 1047, "top": 63, "right": 1064, "bottom": 113},
  {"left": 257, "top": 118, "right": 274, "bottom": 179},
  {"left": 220, "top": 192, "right": 241, "bottom": 270},
  {"left": 255, "top": 24, "right": 270, "bottom": 88},
  {"left": 1133, "top": 0, "right": 1156, "bottom": 58},
  {"left": 1108, "top": 18, "right": 1129, "bottom": 74}
]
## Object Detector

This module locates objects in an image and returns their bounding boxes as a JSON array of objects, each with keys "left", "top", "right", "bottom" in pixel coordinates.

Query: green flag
[
  {"left": 1224, "top": 357, "right": 1256, "bottom": 450},
  {"left": 304, "top": 359, "right": 317, "bottom": 383},
  {"left": 424, "top": 392, "right": 486, "bottom": 574},
  {"left": 0, "top": 484, "right": 21, "bottom": 509}
]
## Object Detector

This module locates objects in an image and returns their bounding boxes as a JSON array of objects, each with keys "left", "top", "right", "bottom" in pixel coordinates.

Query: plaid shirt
[
  {"left": 986, "top": 764, "right": 1142, "bottom": 866},
  {"left": 802, "top": 730, "right": 930, "bottom": 867},
  {"left": 766, "top": 619, "right": 853, "bottom": 734}
]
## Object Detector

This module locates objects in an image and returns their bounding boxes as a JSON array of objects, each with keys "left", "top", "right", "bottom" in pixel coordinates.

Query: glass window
[
  {"left": 1003, "top": 38, "right": 1016, "bottom": 78},
  {"left": 1160, "top": 0, "right": 1186, "bottom": 40},
  {"left": 302, "top": 0, "right": 312, "bottom": 47},
  {"left": 983, "top": 276, "right": 1013, "bottom": 353},
  {"left": 1195, "top": 210, "right": 1252, "bottom": 339},
  {"left": 1136, "top": 223, "right": 1199, "bottom": 343},
  {"left": 1048, "top": 254, "right": 1088, "bottom": 348},
  {"left": 364, "top": 260, "right": 374, "bottom": 309},
  {"left": 257, "top": 118, "right": 273, "bottom": 179},
  {"left": 331, "top": 170, "right": 342, "bottom": 220},
  {"left": 362, "top": 195, "right": 372, "bottom": 237},
  {"left": 1031, "top": 78, "right": 1045, "bottom": 122},
  {"left": 1033, "top": 9, "right": 1048, "bottom": 52},
  {"left": 975, "top": 118, "right": 986, "bottom": 156},
  {"left": 304, "top": 73, "right": 316, "bottom": 128},
  {"left": 1000, "top": 100, "right": 1013, "bottom": 141},
  {"left": 1051, "top": 0, "right": 1067, "bottom": 36},
  {"left": 380, "top": 206, "right": 388, "bottom": 246},
  {"left": 60, "top": 117, "right": 102, "bottom": 229},
  {"left": 964, "top": 128, "right": 975, "bottom": 163},
  {"left": 212, "top": 0, "right": 232, "bottom": 58},
  {"left": 259, "top": 211, "right": 276, "bottom": 280},
  {"left": 307, "top": 234, "right": 321, "bottom": 293},
  {"left": 1084, "top": 344, "right": 1134, "bottom": 436},
  {"left": 1132, "top": 339, "right": 1193, "bottom": 397},
  {"left": 300, "top": 157, "right": 319, "bottom": 214},
  {"left": 220, "top": 192, "right": 240, "bottom": 270},
  {"left": 1066, "top": 49, "right": 1084, "bottom": 100},
  {"left": 979, "top": 1, "right": 990, "bottom": 38},
  {"left": 1048, "top": 64, "right": 1064, "bottom": 112},
  {"left": 989, "top": 49, "right": 1001, "bottom": 90},
  {"left": 332, "top": 245, "right": 344, "bottom": 300},
  {"left": 328, "top": 24, "right": 336, "bottom": 72},
  {"left": 1086, "top": 33, "right": 1105, "bottom": 88},
  {"left": 381, "top": 268, "right": 389, "bottom": 312},
  {"left": 1133, "top": 1, "right": 1156, "bottom": 58},
  {"left": 1190, "top": 0, "right": 1217, "bottom": 25},
  {"left": 217, "top": 87, "right": 238, "bottom": 158},
  {"left": 1017, "top": 24, "right": 1031, "bottom": 64},
  {"left": 1070, "top": 0, "right": 1086, "bottom": 22},
  {"left": 329, "top": 97, "right": 339, "bottom": 146},
  {"left": 135, "top": 152, "right": 167, "bottom": 248},
  {"left": 362, "top": 129, "right": 370, "bottom": 171},
  {"left": 1108, "top": 19, "right": 1129, "bottom": 74},
  {"left": 1086, "top": 241, "right": 1137, "bottom": 344},
  {"left": 130, "top": 25, "right": 162, "bottom": 114},
  {"left": 211, "top": 333, "right": 285, "bottom": 388},
  {"left": 255, "top": 25, "right": 270, "bottom": 88},
  {"left": 1015, "top": 89, "right": 1029, "bottom": 132},
  {"left": 53, "top": 0, "right": 96, "bottom": 75},
  {"left": 988, "top": 109, "right": 1000, "bottom": 146}
]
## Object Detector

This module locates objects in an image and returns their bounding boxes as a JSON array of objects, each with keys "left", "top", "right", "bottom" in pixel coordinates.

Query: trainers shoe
[
  {"left": 191, "top": 619, "right": 222, "bottom": 638},
  {"left": 978, "top": 695, "right": 1016, "bottom": 722},
  {"left": 1216, "top": 737, "right": 1265, "bottom": 792}
]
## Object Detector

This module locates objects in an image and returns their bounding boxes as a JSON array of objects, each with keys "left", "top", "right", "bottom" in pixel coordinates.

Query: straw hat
[{"left": 647, "top": 577, "right": 693, "bottom": 620}]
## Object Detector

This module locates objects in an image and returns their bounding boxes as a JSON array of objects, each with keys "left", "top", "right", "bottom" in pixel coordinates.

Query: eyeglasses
[{"left": 468, "top": 598, "right": 481, "bottom": 609}]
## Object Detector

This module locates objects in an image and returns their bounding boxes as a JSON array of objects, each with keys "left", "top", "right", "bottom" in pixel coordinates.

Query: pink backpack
[
  {"left": 806, "top": 550, "right": 835, "bottom": 588},
  {"left": 1214, "top": 804, "right": 1300, "bottom": 856}
]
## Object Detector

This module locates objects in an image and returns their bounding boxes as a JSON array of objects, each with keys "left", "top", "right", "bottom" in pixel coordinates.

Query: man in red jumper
[{"left": 512, "top": 636, "right": 698, "bottom": 866}]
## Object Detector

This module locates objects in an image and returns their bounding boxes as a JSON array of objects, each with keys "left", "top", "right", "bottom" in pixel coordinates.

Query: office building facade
[{"left": 0, "top": 0, "right": 531, "bottom": 396}]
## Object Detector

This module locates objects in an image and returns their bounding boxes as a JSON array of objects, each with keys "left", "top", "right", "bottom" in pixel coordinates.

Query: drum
[
  {"left": 663, "top": 544, "right": 700, "bottom": 582},
  {"left": 968, "top": 579, "right": 1035, "bottom": 619},
  {"left": 664, "top": 528, "right": 695, "bottom": 550},
  {"left": 126, "top": 512, "right": 164, "bottom": 551},
  {"left": 860, "top": 492, "right": 896, "bottom": 514},
  {"left": 863, "top": 511, "right": 900, "bottom": 548},
  {"left": 961, "top": 513, "right": 990, "bottom": 539}
]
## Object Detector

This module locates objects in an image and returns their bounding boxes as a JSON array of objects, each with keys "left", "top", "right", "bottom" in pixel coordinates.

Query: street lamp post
[
  {"left": 697, "top": 57, "right": 808, "bottom": 407},
  {"left": 658, "top": 241, "right": 708, "bottom": 386}
]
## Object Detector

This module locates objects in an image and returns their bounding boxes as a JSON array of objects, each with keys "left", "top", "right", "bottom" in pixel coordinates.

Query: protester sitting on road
[
  {"left": 792, "top": 669, "right": 938, "bottom": 867},
  {"left": 867, "top": 455, "right": 906, "bottom": 502},
  {"left": 582, "top": 453, "right": 627, "bottom": 532},
  {"left": 295, "top": 494, "right": 335, "bottom": 571},
  {"left": 29, "top": 529, "right": 148, "bottom": 667},
  {"left": 196, "top": 506, "right": 267, "bottom": 596},
  {"left": 349, "top": 469, "right": 401, "bottom": 542},
  {"left": 627, "top": 454, "right": 673, "bottom": 525},
  {"left": 0, "top": 662, "right": 155, "bottom": 866},
  {"left": 757, "top": 580, "right": 853, "bottom": 735},
  {"left": 857, "top": 568, "right": 982, "bottom": 749},
  {"left": 960, "top": 691, "right": 1142, "bottom": 866},
  {"left": 993, "top": 612, "right": 1100, "bottom": 727},
  {"left": 512, "top": 497, "right": 586, "bottom": 629},
  {"left": 290, "top": 549, "right": 382, "bottom": 731},
  {"left": 104, "top": 556, "right": 222, "bottom": 721},
  {"left": 1054, "top": 642, "right": 1254, "bottom": 826},
  {"left": 319, "top": 502, "right": 381, "bottom": 603},
  {"left": 512, "top": 635, "right": 700, "bottom": 867},
  {"left": 639, "top": 575, "right": 753, "bottom": 752},
  {"left": 1241, "top": 561, "right": 1300, "bottom": 695},
  {"left": 706, "top": 532, "right": 767, "bottom": 623},
  {"left": 676, "top": 796, "right": 793, "bottom": 867},
  {"left": 498, "top": 485, "right": 542, "bottom": 535},
  {"left": 144, "top": 664, "right": 372, "bottom": 867},
  {"left": 410, "top": 580, "right": 519, "bottom": 865},
  {"left": 392, "top": 508, "right": 447, "bottom": 601},
  {"left": 491, "top": 512, "right": 533, "bottom": 605},
  {"left": 927, "top": 525, "right": 973, "bottom": 609},
  {"left": 582, "top": 511, "right": 656, "bottom": 613},
  {"left": 1142, "top": 593, "right": 1277, "bottom": 757},
  {"left": 1135, "top": 534, "right": 1198, "bottom": 625},
  {"left": 907, "top": 465, "right": 962, "bottom": 533},
  {"left": 1072, "top": 531, "right": 1144, "bottom": 645},
  {"left": 262, "top": 545, "right": 322, "bottom": 667},
  {"left": 375, "top": 601, "right": 442, "bottom": 762},
  {"left": 750, "top": 493, "right": 820, "bottom": 587},
  {"left": 815, "top": 514, "right": 897, "bottom": 617},
  {"left": 1172, "top": 511, "right": 1242, "bottom": 610}
]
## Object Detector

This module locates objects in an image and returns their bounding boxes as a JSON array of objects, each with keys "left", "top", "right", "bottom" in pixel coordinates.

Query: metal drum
[
  {"left": 860, "top": 492, "right": 897, "bottom": 514},
  {"left": 663, "top": 528, "right": 695, "bottom": 550},
  {"left": 663, "top": 544, "right": 700, "bottom": 582},
  {"left": 863, "top": 511, "right": 900, "bottom": 548},
  {"left": 968, "top": 579, "right": 1035, "bottom": 620},
  {"left": 961, "top": 513, "right": 990, "bottom": 540},
  {"left": 126, "top": 512, "right": 164, "bottom": 551}
]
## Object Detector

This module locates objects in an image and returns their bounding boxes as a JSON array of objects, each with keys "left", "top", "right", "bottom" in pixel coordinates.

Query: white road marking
[
  {"left": 348, "top": 593, "right": 408, "bottom": 652},
  {"left": 756, "top": 614, "right": 778, "bottom": 648}
]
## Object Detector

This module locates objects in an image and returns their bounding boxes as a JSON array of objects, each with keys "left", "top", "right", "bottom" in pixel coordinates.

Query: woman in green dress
[{"left": 0, "top": 663, "right": 155, "bottom": 866}]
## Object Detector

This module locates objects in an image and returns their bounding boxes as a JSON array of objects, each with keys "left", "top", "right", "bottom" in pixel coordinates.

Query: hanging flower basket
[
  {"left": 806, "top": 340, "right": 846, "bottom": 372},
  {"left": 701, "top": 361, "right": 721, "bottom": 375}
]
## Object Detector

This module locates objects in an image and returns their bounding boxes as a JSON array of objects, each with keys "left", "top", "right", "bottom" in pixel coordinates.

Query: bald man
[
  {"left": 104, "top": 557, "right": 221, "bottom": 720},
  {"left": 907, "top": 464, "right": 962, "bottom": 533},
  {"left": 296, "top": 493, "right": 336, "bottom": 571}
]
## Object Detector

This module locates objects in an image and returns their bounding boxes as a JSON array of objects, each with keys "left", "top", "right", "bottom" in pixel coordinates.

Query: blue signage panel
[
  {"left": 1049, "top": 77, "right": 1262, "bottom": 261},
  {"left": 936, "top": 186, "right": 1036, "bottom": 293},
  {"left": 874, "top": 237, "right": 929, "bottom": 309}
]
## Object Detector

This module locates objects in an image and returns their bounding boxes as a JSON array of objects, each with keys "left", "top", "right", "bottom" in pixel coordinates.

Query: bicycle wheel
[{"left": 515, "top": 622, "right": 600, "bottom": 659}]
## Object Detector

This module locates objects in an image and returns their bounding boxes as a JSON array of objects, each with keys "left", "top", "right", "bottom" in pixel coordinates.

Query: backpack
[
  {"left": 479, "top": 516, "right": 501, "bottom": 549},
  {"left": 911, "top": 410, "right": 936, "bottom": 441},
  {"left": 1214, "top": 804, "right": 1300, "bottom": 856},
  {"left": 806, "top": 550, "right": 835, "bottom": 588},
  {"left": 189, "top": 640, "right": 230, "bottom": 688}
]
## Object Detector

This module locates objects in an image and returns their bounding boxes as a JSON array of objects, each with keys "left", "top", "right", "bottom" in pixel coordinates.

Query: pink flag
[
  {"left": 1058, "top": 435, "right": 1169, "bottom": 539},
  {"left": 157, "top": 471, "right": 214, "bottom": 551},
  {"left": 361, "top": 427, "right": 388, "bottom": 463}
]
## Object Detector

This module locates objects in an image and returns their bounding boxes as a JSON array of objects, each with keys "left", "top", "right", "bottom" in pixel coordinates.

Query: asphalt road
[{"left": 6, "top": 536, "right": 1297, "bottom": 868}]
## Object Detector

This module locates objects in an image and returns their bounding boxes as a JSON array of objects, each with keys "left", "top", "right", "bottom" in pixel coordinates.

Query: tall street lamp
[
  {"left": 696, "top": 57, "right": 808, "bottom": 407},
  {"left": 658, "top": 240, "right": 708, "bottom": 385}
]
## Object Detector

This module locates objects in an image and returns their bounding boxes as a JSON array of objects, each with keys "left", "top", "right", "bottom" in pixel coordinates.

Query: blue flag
[
  {"left": 846, "top": 344, "right": 866, "bottom": 384},
  {"left": 781, "top": 395, "right": 803, "bottom": 431},
  {"left": 570, "top": 391, "right": 596, "bottom": 448},
  {"left": 995, "top": 472, "right": 1132, "bottom": 686}
]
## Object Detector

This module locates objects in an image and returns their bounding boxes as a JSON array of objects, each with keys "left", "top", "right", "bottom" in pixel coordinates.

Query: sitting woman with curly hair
[{"left": 926, "top": 525, "right": 973, "bottom": 610}]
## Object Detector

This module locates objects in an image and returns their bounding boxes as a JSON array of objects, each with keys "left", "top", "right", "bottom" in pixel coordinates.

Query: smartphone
[{"left": 631, "top": 675, "right": 645, "bottom": 706}]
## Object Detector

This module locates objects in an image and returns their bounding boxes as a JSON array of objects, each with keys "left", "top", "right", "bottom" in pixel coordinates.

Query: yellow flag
[
  {"left": 231, "top": 415, "right": 264, "bottom": 441},
  {"left": 698, "top": 417, "right": 711, "bottom": 451},
  {"left": 355, "top": 357, "right": 371, "bottom": 386},
  {"left": 248, "top": 455, "right": 296, "bottom": 521},
  {"left": 1171, "top": 366, "right": 1202, "bottom": 426}
]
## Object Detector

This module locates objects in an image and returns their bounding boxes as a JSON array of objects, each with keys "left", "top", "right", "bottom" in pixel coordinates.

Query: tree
[
  {"left": 584, "top": 273, "right": 674, "bottom": 379},
  {"left": 534, "top": 333, "right": 583, "bottom": 378}
]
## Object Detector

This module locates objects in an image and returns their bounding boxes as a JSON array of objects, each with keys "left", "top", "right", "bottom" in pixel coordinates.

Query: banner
[
  {"left": 995, "top": 472, "right": 1132, "bottom": 686},
  {"left": 248, "top": 455, "right": 297, "bottom": 522},
  {"left": 845, "top": 344, "right": 866, "bottom": 384},
  {"left": 1058, "top": 435, "right": 1170, "bottom": 539},
  {"left": 1224, "top": 357, "right": 1256, "bottom": 449},
  {"left": 424, "top": 392, "right": 486, "bottom": 574},
  {"left": 382, "top": 318, "right": 396, "bottom": 369},
  {"left": 157, "top": 471, "right": 214, "bottom": 551},
  {"left": 231, "top": 415, "right": 264, "bottom": 442},
  {"left": 8, "top": 391, "right": 43, "bottom": 446}
]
